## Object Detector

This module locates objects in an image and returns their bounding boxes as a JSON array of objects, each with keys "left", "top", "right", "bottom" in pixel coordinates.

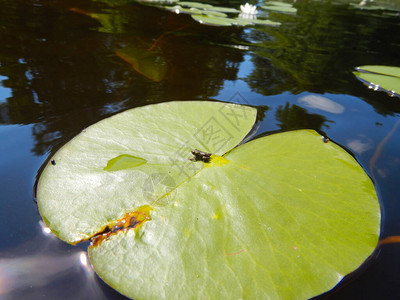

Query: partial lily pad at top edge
[
  {"left": 353, "top": 65, "right": 400, "bottom": 97},
  {"left": 192, "top": 14, "right": 281, "bottom": 26},
  {"left": 245, "top": 18, "right": 281, "bottom": 25},
  {"left": 165, "top": 1, "right": 239, "bottom": 13},
  {"left": 162, "top": 1, "right": 280, "bottom": 26},
  {"left": 266, "top": 1, "right": 294, "bottom": 7},
  {"left": 200, "top": 10, "right": 228, "bottom": 17},
  {"left": 178, "top": 1, "right": 213, "bottom": 8},
  {"left": 138, "top": 0, "right": 178, "bottom": 2},
  {"left": 166, "top": 5, "right": 227, "bottom": 17},
  {"left": 191, "top": 14, "right": 234, "bottom": 26},
  {"left": 203, "top": 6, "right": 240, "bottom": 13},
  {"left": 37, "top": 101, "right": 380, "bottom": 299},
  {"left": 262, "top": 4, "right": 297, "bottom": 13}
]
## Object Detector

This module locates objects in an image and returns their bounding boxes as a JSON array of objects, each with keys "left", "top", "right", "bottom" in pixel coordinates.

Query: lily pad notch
[{"left": 36, "top": 101, "right": 380, "bottom": 300}]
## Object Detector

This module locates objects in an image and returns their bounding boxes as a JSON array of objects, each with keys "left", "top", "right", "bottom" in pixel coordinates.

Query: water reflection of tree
[
  {"left": 245, "top": 1, "right": 400, "bottom": 114},
  {"left": 276, "top": 102, "right": 332, "bottom": 131},
  {"left": 0, "top": 1, "right": 245, "bottom": 155}
]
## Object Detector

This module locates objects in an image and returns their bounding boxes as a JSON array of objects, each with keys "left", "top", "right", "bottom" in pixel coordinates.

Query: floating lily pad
[
  {"left": 203, "top": 6, "right": 240, "bottom": 13},
  {"left": 37, "top": 101, "right": 380, "bottom": 299},
  {"left": 115, "top": 46, "right": 168, "bottom": 82},
  {"left": 353, "top": 65, "right": 400, "bottom": 97},
  {"left": 178, "top": 1, "right": 213, "bottom": 9},
  {"left": 166, "top": 5, "right": 227, "bottom": 17},
  {"left": 246, "top": 18, "right": 281, "bottom": 25},
  {"left": 163, "top": 1, "right": 240, "bottom": 17},
  {"left": 201, "top": 10, "right": 228, "bottom": 17},
  {"left": 192, "top": 14, "right": 281, "bottom": 26},
  {"left": 165, "top": 5, "right": 196, "bottom": 14},
  {"left": 163, "top": 1, "right": 279, "bottom": 26},
  {"left": 139, "top": 0, "right": 178, "bottom": 2},
  {"left": 232, "top": 17, "right": 255, "bottom": 26},
  {"left": 262, "top": 4, "right": 297, "bottom": 13},
  {"left": 266, "top": 1, "right": 294, "bottom": 7},
  {"left": 191, "top": 14, "right": 234, "bottom": 26}
]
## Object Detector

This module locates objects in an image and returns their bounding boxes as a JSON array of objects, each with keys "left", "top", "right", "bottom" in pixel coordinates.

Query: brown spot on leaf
[{"left": 91, "top": 205, "right": 152, "bottom": 247}]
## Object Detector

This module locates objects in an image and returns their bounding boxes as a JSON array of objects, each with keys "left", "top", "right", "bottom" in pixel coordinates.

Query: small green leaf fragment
[{"left": 104, "top": 154, "right": 147, "bottom": 171}]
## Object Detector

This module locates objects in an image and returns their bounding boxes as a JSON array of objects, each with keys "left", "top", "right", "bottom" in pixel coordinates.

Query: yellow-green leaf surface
[
  {"left": 192, "top": 15, "right": 281, "bottom": 26},
  {"left": 262, "top": 5, "right": 297, "bottom": 13},
  {"left": 37, "top": 101, "right": 256, "bottom": 243},
  {"left": 89, "top": 129, "right": 379, "bottom": 299},
  {"left": 262, "top": 1, "right": 297, "bottom": 13},
  {"left": 37, "top": 102, "right": 380, "bottom": 299}
]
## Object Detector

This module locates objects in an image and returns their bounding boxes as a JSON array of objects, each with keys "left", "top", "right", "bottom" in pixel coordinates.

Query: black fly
[{"left": 190, "top": 149, "right": 212, "bottom": 163}]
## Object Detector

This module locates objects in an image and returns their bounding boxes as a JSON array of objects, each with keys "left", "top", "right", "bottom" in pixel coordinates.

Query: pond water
[{"left": 0, "top": 0, "right": 400, "bottom": 298}]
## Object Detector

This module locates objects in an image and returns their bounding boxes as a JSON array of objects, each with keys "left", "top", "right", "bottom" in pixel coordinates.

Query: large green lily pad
[{"left": 37, "top": 101, "right": 380, "bottom": 299}]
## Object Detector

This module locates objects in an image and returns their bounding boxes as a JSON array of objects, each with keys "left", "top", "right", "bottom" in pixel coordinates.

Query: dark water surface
[{"left": 0, "top": 0, "right": 400, "bottom": 299}]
